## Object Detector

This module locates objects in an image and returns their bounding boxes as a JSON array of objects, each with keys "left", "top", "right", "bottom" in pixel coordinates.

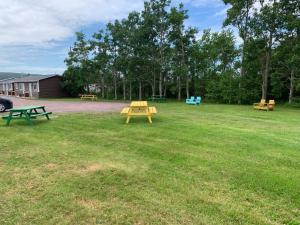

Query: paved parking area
[{"left": 2, "top": 96, "right": 126, "bottom": 113}]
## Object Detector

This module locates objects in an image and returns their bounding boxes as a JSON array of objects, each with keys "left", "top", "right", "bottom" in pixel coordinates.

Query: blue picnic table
[{"left": 2, "top": 106, "right": 52, "bottom": 126}]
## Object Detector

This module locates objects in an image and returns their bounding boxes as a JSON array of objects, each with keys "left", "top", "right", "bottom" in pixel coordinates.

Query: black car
[{"left": 0, "top": 97, "right": 13, "bottom": 112}]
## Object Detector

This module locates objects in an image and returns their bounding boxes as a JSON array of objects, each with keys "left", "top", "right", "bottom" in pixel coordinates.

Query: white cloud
[
  {"left": 0, "top": 0, "right": 225, "bottom": 73},
  {"left": 0, "top": 0, "right": 144, "bottom": 73},
  {"left": 0, "top": 0, "right": 144, "bottom": 46},
  {"left": 0, "top": 0, "right": 224, "bottom": 46}
]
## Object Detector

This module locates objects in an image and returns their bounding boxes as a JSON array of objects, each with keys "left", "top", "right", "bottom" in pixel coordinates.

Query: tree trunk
[
  {"left": 262, "top": 51, "right": 270, "bottom": 100},
  {"left": 129, "top": 81, "right": 132, "bottom": 100},
  {"left": 164, "top": 79, "right": 167, "bottom": 97},
  {"left": 152, "top": 85, "right": 155, "bottom": 97},
  {"left": 139, "top": 81, "right": 142, "bottom": 100},
  {"left": 186, "top": 75, "right": 189, "bottom": 99},
  {"left": 238, "top": 54, "right": 245, "bottom": 104},
  {"left": 262, "top": 33, "right": 273, "bottom": 100},
  {"left": 159, "top": 71, "right": 163, "bottom": 97},
  {"left": 123, "top": 78, "right": 126, "bottom": 100},
  {"left": 101, "top": 76, "right": 105, "bottom": 98},
  {"left": 159, "top": 33, "right": 165, "bottom": 97},
  {"left": 289, "top": 70, "right": 295, "bottom": 104},
  {"left": 238, "top": 81, "right": 242, "bottom": 104},
  {"left": 153, "top": 72, "right": 156, "bottom": 97},
  {"left": 114, "top": 77, "right": 117, "bottom": 100},
  {"left": 178, "top": 76, "right": 181, "bottom": 101},
  {"left": 238, "top": 0, "right": 250, "bottom": 104},
  {"left": 112, "top": 69, "right": 117, "bottom": 100}
]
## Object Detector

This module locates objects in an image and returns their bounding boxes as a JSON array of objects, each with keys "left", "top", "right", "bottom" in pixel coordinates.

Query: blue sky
[{"left": 0, "top": 0, "right": 229, "bottom": 75}]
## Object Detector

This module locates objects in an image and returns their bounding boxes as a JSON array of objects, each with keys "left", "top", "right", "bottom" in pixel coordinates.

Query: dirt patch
[
  {"left": 3, "top": 96, "right": 126, "bottom": 113},
  {"left": 85, "top": 163, "right": 108, "bottom": 172},
  {"left": 82, "top": 162, "right": 127, "bottom": 173},
  {"left": 77, "top": 199, "right": 104, "bottom": 210},
  {"left": 46, "top": 163, "right": 59, "bottom": 170}
]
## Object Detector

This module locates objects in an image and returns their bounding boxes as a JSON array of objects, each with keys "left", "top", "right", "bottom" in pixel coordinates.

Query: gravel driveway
[{"left": 3, "top": 96, "right": 126, "bottom": 113}]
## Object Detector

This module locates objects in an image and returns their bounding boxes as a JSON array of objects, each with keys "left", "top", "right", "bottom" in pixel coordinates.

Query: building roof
[
  {"left": 12, "top": 74, "right": 60, "bottom": 83},
  {"left": 0, "top": 77, "right": 17, "bottom": 83}
]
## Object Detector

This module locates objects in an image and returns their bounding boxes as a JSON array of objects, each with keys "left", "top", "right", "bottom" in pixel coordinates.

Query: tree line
[{"left": 63, "top": 0, "right": 300, "bottom": 104}]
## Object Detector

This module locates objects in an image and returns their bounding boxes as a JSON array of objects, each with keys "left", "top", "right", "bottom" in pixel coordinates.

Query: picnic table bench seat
[
  {"left": 80, "top": 95, "right": 98, "bottom": 101},
  {"left": 121, "top": 107, "right": 130, "bottom": 115},
  {"left": 30, "top": 112, "right": 52, "bottom": 118},
  {"left": 148, "top": 106, "right": 157, "bottom": 115}
]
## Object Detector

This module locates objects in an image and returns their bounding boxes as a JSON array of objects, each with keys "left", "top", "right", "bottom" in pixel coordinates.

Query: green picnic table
[
  {"left": 2, "top": 106, "right": 52, "bottom": 126},
  {"left": 148, "top": 95, "right": 167, "bottom": 102}
]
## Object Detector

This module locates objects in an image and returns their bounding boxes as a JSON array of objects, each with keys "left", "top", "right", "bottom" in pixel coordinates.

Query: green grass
[{"left": 0, "top": 103, "right": 299, "bottom": 225}]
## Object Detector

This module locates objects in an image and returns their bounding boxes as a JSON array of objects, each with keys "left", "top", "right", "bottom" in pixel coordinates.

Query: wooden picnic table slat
[
  {"left": 130, "top": 101, "right": 148, "bottom": 108},
  {"left": 10, "top": 106, "right": 45, "bottom": 112}
]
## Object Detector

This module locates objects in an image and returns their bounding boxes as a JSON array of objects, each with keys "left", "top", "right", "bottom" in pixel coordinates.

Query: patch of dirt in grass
[
  {"left": 3, "top": 188, "right": 18, "bottom": 198},
  {"left": 46, "top": 163, "right": 59, "bottom": 170},
  {"left": 85, "top": 163, "right": 109, "bottom": 172},
  {"left": 77, "top": 198, "right": 104, "bottom": 210},
  {"left": 69, "top": 162, "right": 131, "bottom": 175}
]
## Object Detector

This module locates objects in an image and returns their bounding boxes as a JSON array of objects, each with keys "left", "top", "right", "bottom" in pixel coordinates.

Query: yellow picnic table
[{"left": 121, "top": 101, "right": 157, "bottom": 124}]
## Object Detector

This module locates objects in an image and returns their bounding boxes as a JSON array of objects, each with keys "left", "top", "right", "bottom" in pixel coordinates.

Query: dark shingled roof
[
  {"left": 0, "top": 78, "right": 17, "bottom": 82},
  {"left": 12, "top": 75, "right": 60, "bottom": 83}
]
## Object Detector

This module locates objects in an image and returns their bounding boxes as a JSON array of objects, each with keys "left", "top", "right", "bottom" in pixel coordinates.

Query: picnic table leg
[
  {"left": 6, "top": 112, "right": 13, "bottom": 126},
  {"left": 42, "top": 107, "right": 50, "bottom": 120},
  {"left": 24, "top": 112, "right": 33, "bottom": 125},
  {"left": 148, "top": 115, "right": 152, "bottom": 124},
  {"left": 126, "top": 115, "right": 131, "bottom": 124}
]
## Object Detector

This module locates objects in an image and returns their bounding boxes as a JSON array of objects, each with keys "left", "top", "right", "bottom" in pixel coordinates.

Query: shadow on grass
[
  {"left": 1, "top": 119, "right": 52, "bottom": 127},
  {"left": 119, "top": 116, "right": 163, "bottom": 125}
]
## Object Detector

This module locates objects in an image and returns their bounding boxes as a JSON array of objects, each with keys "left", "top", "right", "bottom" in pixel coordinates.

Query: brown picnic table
[{"left": 2, "top": 106, "right": 52, "bottom": 126}]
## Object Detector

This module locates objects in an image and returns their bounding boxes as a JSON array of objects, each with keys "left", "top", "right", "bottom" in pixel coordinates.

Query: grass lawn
[{"left": 0, "top": 103, "right": 299, "bottom": 225}]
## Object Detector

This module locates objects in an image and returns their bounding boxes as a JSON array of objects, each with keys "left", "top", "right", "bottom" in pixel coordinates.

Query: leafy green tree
[
  {"left": 90, "top": 29, "right": 111, "bottom": 98},
  {"left": 63, "top": 32, "right": 92, "bottom": 96},
  {"left": 223, "top": 0, "right": 254, "bottom": 103},
  {"left": 197, "top": 29, "right": 239, "bottom": 103},
  {"left": 143, "top": 0, "right": 171, "bottom": 97},
  {"left": 169, "top": 3, "right": 196, "bottom": 100}
]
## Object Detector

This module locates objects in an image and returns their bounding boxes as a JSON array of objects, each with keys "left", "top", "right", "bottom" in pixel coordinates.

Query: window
[
  {"left": 32, "top": 83, "right": 38, "bottom": 91},
  {"left": 18, "top": 83, "right": 24, "bottom": 90}
]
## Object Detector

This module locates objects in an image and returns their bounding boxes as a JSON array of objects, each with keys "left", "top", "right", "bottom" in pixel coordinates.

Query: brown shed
[{"left": 13, "top": 75, "right": 68, "bottom": 98}]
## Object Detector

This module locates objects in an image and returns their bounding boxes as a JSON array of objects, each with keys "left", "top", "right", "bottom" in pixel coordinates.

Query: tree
[
  {"left": 90, "top": 29, "right": 111, "bottom": 98},
  {"left": 169, "top": 4, "right": 196, "bottom": 100},
  {"left": 63, "top": 32, "right": 92, "bottom": 96},
  {"left": 197, "top": 29, "right": 239, "bottom": 103},
  {"left": 223, "top": 0, "right": 254, "bottom": 103},
  {"left": 143, "top": 0, "right": 171, "bottom": 97}
]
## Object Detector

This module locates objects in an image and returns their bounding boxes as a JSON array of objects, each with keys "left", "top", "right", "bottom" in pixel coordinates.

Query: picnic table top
[
  {"left": 10, "top": 105, "right": 45, "bottom": 112},
  {"left": 130, "top": 101, "right": 148, "bottom": 107},
  {"left": 150, "top": 95, "right": 166, "bottom": 98}
]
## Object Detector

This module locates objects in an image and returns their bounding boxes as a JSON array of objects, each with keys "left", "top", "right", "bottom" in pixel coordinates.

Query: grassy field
[{"left": 0, "top": 103, "right": 299, "bottom": 225}]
